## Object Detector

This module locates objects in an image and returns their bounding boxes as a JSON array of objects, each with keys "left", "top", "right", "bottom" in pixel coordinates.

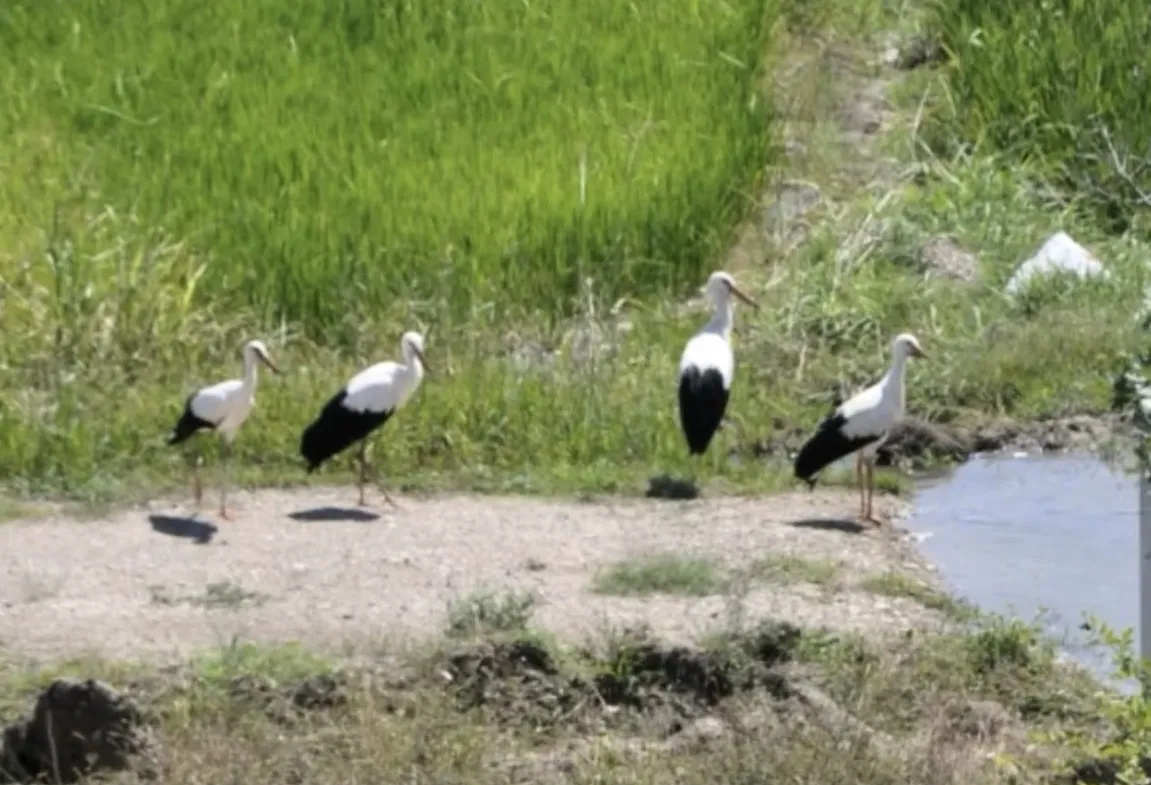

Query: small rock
[
  {"left": 1005, "top": 231, "right": 1109, "bottom": 297},
  {"left": 919, "top": 235, "right": 980, "bottom": 283},
  {"left": 0, "top": 678, "right": 145, "bottom": 783},
  {"left": 837, "top": 81, "right": 890, "bottom": 137},
  {"left": 763, "top": 181, "right": 822, "bottom": 241},
  {"left": 942, "top": 699, "right": 1012, "bottom": 739},
  {"left": 894, "top": 35, "right": 945, "bottom": 70},
  {"left": 679, "top": 716, "right": 728, "bottom": 744},
  {"left": 289, "top": 674, "right": 347, "bottom": 711}
]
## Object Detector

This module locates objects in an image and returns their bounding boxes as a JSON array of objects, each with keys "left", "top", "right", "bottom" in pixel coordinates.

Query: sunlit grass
[
  {"left": 923, "top": 0, "right": 1151, "bottom": 234},
  {"left": 0, "top": 0, "right": 776, "bottom": 328}
]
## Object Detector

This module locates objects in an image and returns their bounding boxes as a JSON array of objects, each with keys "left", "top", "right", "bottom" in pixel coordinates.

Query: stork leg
[
  {"left": 218, "top": 439, "right": 234, "bottom": 521},
  {"left": 855, "top": 453, "right": 865, "bottom": 519},
  {"left": 378, "top": 481, "right": 400, "bottom": 510},
  {"left": 370, "top": 435, "right": 402, "bottom": 510},
  {"left": 863, "top": 458, "right": 884, "bottom": 526},
  {"left": 356, "top": 440, "right": 368, "bottom": 507},
  {"left": 192, "top": 453, "right": 204, "bottom": 511}
]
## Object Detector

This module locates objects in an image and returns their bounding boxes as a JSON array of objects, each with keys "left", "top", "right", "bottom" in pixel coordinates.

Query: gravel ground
[{"left": 0, "top": 486, "right": 945, "bottom": 663}]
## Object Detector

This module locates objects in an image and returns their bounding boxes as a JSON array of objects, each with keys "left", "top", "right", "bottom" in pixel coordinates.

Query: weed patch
[
  {"left": 858, "top": 571, "right": 972, "bottom": 618},
  {"left": 592, "top": 554, "right": 729, "bottom": 597},
  {"left": 445, "top": 589, "right": 539, "bottom": 638},
  {"left": 748, "top": 553, "right": 845, "bottom": 587}
]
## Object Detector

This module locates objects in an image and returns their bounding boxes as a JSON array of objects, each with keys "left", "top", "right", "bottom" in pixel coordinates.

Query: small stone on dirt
[
  {"left": 940, "top": 698, "right": 1012, "bottom": 740},
  {"left": 290, "top": 674, "right": 347, "bottom": 710},
  {"left": 763, "top": 181, "right": 822, "bottom": 248},
  {"left": 0, "top": 678, "right": 145, "bottom": 784},
  {"left": 836, "top": 80, "right": 890, "bottom": 138},
  {"left": 919, "top": 235, "right": 981, "bottom": 283},
  {"left": 893, "top": 35, "right": 945, "bottom": 70}
]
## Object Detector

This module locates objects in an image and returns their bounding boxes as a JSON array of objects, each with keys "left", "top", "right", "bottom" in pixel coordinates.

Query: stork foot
[
  {"left": 379, "top": 488, "right": 403, "bottom": 511},
  {"left": 218, "top": 507, "right": 235, "bottom": 521}
]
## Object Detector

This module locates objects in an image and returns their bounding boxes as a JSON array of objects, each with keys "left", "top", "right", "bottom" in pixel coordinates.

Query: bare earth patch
[{"left": 0, "top": 487, "right": 944, "bottom": 662}]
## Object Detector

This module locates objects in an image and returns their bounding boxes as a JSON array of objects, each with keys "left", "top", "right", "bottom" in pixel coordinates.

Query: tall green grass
[
  {"left": 925, "top": 0, "right": 1151, "bottom": 233},
  {"left": 0, "top": 0, "right": 776, "bottom": 329}
]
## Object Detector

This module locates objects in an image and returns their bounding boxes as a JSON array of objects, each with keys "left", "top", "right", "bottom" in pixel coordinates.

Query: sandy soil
[{"left": 0, "top": 486, "right": 946, "bottom": 663}]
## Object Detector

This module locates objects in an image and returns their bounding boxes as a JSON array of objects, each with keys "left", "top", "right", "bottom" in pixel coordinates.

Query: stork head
[
  {"left": 703, "top": 271, "right": 759, "bottom": 310},
  {"left": 243, "top": 339, "right": 280, "bottom": 373},
  {"left": 892, "top": 332, "right": 927, "bottom": 361},
  {"left": 401, "top": 331, "right": 429, "bottom": 371}
]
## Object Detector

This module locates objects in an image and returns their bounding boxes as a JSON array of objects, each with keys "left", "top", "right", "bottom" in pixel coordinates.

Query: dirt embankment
[{"left": 750, "top": 413, "right": 1123, "bottom": 472}]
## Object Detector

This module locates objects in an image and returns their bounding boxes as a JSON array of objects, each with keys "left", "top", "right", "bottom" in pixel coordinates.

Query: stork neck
[
  {"left": 242, "top": 353, "right": 259, "bottom": 390},
  {"left": 401, "top": 351, "right": 425, "bottom": 383},
  {"left": 882, "top": 350, "right": 909, "bottom": 410},
  {"left": 705, "top": 299, "right": 734, "bottom": 340}
]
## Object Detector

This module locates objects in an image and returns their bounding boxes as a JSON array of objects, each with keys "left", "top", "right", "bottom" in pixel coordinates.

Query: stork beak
[
  {"left": 729, "top": 283, "right": 760, "bottom": 311},
  {"left": 414, "top": 348, "right": 430, "bottom": 372},
  {"left": 260, "top": 353, "right": 281, "bottom": 374},
  {"left": 912, "top": 345, "right": 927, "bottom": 360}
]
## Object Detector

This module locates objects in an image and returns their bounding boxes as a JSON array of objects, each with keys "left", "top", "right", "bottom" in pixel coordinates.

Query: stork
[
  {"left": 299, "top": 331, "right": 428, "bottom": 508},
  {"left": 167, "top": 339, "right": 280, "bottom": 520},
  {"left": 677, "top": 271, "right": 759, "bottom": 465},
  {"left": 793, "top": 332, "right": 927, "bottom": 525}
]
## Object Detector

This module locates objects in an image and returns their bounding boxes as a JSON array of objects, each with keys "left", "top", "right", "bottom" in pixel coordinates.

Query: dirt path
[{"left": 0, "top": 487, "right": 946, "bottom": 663}]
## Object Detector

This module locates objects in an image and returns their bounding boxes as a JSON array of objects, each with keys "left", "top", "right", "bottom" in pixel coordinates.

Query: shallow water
[{"left": 904, "top": 452, "right": 1138, "bottom": 683}]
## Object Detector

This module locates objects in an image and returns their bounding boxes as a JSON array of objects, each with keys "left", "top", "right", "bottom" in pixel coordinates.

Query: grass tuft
[
  {"left": 747, "top": 553, "right": 845, "bottom": 587},
  {"left": 445, "top": 588, "right": 539, "bottom": 638},
  {"left": 592, "top": 553, "right": 729, "bottom": 597},
  {"left": 858, "top": 570, "right": 974, "bottom": 618}
]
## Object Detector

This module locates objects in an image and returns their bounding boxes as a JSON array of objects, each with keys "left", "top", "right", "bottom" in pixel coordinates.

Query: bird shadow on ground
[
  {"left": 287, "top": 506, "right": 381, "bottom": 523},
  {"left": 788, "top": 517, "right": 867, "bottom": 535},
  {"left": 644, "top": 474, "right": 701, "bottom": 501},
  {"left": 148, "top": 514, "right": 218, "bottom": 544}
]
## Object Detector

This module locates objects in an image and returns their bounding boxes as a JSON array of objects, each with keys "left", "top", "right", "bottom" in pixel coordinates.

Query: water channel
[{"left": 903, "top": 451, "right": 1138, "bottom": 685}]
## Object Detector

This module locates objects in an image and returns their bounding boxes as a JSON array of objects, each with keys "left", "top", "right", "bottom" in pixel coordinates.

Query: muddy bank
[
  {"left": 750, "top": 412, "right": 1126, "bottom": 471},
  {"left": 0, "top": 620, "right": 1107, "bottom": 785}
]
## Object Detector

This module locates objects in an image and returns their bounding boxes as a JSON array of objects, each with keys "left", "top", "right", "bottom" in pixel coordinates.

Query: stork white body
[
  {"left": 167, "top": 339, "right": 279, "bottom": 519},
  {"left": 793, "top": 332, "right": 926, "bottom": 524},
  {"left": 183, "top": 379, "right": 256, "bottom": 442},
  {"left": 299, "top": 331, "right": 428, "bottom": 507},
  {"left": 677, "top": 271, "right": 758, "bottom": 458}
]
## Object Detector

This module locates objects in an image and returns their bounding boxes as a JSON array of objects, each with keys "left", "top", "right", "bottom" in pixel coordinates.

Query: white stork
[
  {"left": 677, "top": 271, "right": 759, "bottom": 462},
  {"left": 167, "top": 339, "right": 280, "bottom": 520},
  {"left": 793, "top": 332, "right": 927, "bottom": 524},
  {"left": 299, "top": 330, "right": 428, "bottom": 508}
]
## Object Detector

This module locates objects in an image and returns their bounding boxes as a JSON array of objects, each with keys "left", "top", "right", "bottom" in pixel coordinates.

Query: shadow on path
[
  {"left": 148, "top": 514, "right": 218, "bottom": 544},
  {"left": 644, "top": 474, "right": 700, "bottom": 501},
  {"left": 788, "top": 517, "right": 867, "bottom": 535},
  {"left": 288, "top": 506, "right": 381, "bottom": 523}
]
